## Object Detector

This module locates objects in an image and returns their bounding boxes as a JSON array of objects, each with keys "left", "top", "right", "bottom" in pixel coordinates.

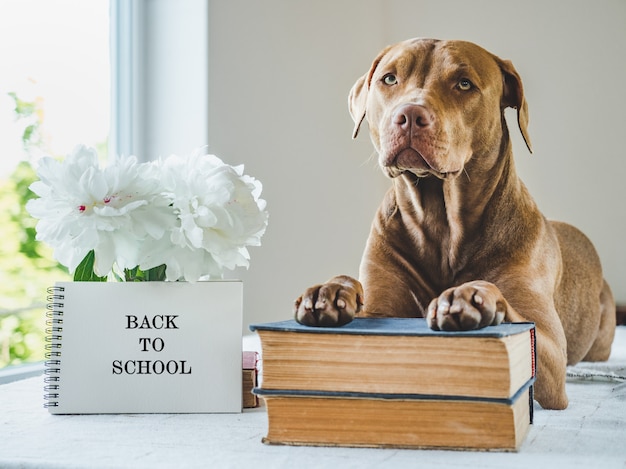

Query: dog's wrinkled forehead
[{"left": 370, "top": 38, "right": 501, "bottom": 89}]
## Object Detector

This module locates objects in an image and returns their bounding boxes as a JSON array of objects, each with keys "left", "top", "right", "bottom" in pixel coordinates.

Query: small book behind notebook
[
  {"left": 242, "top": 351, "right": 259, "bottom": 408},
  {"left": 250, "top": 318, "right": 536, "bottom": 451}
]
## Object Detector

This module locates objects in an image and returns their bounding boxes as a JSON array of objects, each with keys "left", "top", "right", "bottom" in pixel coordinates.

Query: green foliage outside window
[{"left": 0, "top": 93, "right": 71, "bottom": 367}]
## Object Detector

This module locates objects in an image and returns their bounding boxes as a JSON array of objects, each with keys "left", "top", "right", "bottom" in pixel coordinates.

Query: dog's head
[{"left": 349, "top": 38, "right": 532, "bottom": 179}]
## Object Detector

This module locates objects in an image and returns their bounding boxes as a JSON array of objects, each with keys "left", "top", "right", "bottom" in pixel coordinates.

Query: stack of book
[{"left": 250, "top": 317, "right": 535, "bottom": 451}]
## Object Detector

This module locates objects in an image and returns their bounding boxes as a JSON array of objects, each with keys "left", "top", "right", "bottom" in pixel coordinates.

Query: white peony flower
[
  {"left": 27, "top": 145, "right": 269, "bottom": 282},
  {"left": 139, "top": 152, "right": 269, "bottom": 281},
  {"left": 26, "top": 145, "right": 174, "bottom": 275}
]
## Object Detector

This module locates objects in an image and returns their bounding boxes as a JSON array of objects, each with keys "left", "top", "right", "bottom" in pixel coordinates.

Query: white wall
[
  {"left": 173, "top": 0, "right": 624, "bottom": 330},
  {"left": 207, "top": 0, "right": 389, "bottom": 329}
]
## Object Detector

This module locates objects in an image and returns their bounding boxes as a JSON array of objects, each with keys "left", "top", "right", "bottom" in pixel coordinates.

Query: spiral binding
[{"left": 44, "top": 285, "right": 65, "bottom": 408}]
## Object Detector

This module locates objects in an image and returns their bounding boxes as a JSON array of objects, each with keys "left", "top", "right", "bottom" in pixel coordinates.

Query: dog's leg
[
  {"left": 582, "top": 280, "right": 616, "bottom": 362},
  {"left": 427, "top": 280, "right": 569, "bottom": 409}
]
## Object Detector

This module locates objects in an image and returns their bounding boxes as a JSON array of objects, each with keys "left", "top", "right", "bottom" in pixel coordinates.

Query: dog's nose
[{"left": 392, "top": 104, "right": 434, "bottom": 130}]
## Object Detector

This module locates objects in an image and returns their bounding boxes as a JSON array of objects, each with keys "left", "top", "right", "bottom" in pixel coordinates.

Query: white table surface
[{"left": 1, "top": 329, "right": 625, "bottom": 469}]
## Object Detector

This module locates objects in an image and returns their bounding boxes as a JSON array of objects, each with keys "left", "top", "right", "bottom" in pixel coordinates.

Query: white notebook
[{"left": 44, "top": 281, "right": 242, "bottom": 414}]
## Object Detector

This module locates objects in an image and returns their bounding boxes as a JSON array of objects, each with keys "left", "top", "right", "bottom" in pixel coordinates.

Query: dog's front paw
[
  {"left": 294, "top": 275, "right": 364, "bottom": 327},
  {"left": 427, "top": 281, "right": 506, "bottom": 331}
]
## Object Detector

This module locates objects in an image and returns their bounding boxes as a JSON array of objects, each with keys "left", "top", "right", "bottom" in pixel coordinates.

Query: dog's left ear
[
  {"left": 497, "top": 58, "right": 533, "bottom": 154},
  {"left": 349, "top": 46, "right": 393, "bottom": 139}
]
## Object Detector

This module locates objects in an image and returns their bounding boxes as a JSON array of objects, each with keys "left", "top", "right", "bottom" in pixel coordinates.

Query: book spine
[
  {"left": 43, "top": 285, "right": 65, "bottom": 409},
  {"left": 530, "top": 326, "right": 536, "bottom": 378},
  {"left": 529, "top": 326, "right": 536, "bottom": 424}
]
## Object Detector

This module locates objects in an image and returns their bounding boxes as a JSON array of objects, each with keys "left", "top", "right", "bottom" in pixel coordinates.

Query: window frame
[
  {"left": 110, "top": 0, "right": 209, "bottom": 162},
  {"left": 110, "top": 0, "right": 145, "bottom": 160}
]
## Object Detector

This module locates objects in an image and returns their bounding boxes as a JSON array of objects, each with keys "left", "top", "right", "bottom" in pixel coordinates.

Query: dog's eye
[
  {"left": 457, "top": 79, "right": 473, "bottom": 91},
  {"left": 382, "top": 74, "right": 398, "bottom": 86}
]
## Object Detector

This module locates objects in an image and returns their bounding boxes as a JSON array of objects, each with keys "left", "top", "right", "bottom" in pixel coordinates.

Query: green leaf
[
  {"left": 22, "top": 124, "right": 35, "bottom": 143},
  {"left": 124, "top": 264, "right": 167, "bottom": 282},
  {"left": 73, "top": 251, "right": 107, "bottom": 282},
  {"left": 144, "top": 264, "right": 167, "bottom": 281}
]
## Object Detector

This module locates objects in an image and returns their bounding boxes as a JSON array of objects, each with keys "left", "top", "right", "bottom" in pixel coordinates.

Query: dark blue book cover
[
  {"left": 250, "top": 317, "right": 535, "bottom": 338},
  {"left": 253, "top": 376, "right": 535, "bottom": 406}
]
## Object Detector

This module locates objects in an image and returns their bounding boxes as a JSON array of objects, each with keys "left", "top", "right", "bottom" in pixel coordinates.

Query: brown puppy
[{"left": 294, "top": 38, "right": 616, "bottom": 410}]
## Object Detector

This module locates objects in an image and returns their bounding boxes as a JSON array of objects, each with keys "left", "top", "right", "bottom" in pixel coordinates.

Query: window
[
  {"left": 0, "top": 0, "right": 209, "bottom": 375},
  {"left": 0, "top": 0, "right": 110, "bottom": 369}
]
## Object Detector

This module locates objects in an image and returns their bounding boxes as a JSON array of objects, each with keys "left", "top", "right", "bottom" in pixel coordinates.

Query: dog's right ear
[
  {"left": 348, "top": 46, "right": 392, "bottom": 139},
  {"left": 349, "top": 75, "right": 368, "bottom": 139}
]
